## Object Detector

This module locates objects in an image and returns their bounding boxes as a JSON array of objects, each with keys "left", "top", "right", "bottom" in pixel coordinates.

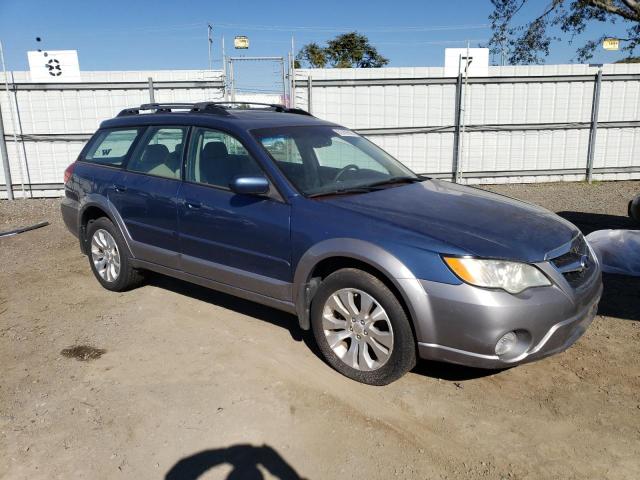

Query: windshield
[{"left": 252, "top": 126, "right": 419, "bottom": 196}]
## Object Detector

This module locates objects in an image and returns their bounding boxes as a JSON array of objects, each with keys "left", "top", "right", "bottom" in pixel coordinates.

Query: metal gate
[{"left": 225, "top": 56, "right": 289, "bottom": 105}]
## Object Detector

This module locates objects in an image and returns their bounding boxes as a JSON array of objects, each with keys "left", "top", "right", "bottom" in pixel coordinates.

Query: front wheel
[{"left": 310, "top": 268, "right": 416, "bottom": 385}]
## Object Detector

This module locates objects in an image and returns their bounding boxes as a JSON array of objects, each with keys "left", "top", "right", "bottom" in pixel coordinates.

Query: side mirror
[{"left": 230, "top": 176, "right": 270, "bottom": 195}]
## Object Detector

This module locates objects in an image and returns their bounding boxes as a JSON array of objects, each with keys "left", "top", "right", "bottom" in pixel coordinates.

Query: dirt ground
[{"left": 1, "top": 181, "right": 639, "bottom": 480}]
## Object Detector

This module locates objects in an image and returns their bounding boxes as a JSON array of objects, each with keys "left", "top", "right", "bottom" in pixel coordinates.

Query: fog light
[{"left": 495, "top": 331, "right": 518, "bottom": 356}]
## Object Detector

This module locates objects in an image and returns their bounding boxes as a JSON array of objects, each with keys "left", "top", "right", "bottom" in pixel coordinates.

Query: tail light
[{"left": 64, "top": 162, "right": 76, "bottom": 184}]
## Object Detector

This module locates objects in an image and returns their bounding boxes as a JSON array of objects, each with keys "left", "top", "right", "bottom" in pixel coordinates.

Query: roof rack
[
  {"left": 209, "top": 101, "right": 312, "bottom": 116},
  {"left": 117, "top": 102, "right": 230, "bottom": 117},
  {"left": 116, "top": 101, "right": 312, "bottom": 117}
]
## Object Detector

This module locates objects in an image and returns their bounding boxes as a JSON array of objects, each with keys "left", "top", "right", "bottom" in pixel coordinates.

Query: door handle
[
  {"left": 113, "top": 184, "right": 127, "bottom": 192},
  {"left": 185, "top": 200, "right": 201, "bottom": 209}
]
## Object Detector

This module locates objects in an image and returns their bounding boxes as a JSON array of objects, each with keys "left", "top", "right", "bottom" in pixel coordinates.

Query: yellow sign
[
  {"left": 603, "top": 38, "right": 619, "bottom": 51},
  {"left": 234, "top": 36, "right": 249, "bottom": 49}
]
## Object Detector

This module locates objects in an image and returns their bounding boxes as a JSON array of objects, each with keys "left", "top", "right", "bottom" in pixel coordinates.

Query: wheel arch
[
  {"left": 293, "top": 239, "right": 430, "bottom": 341},
  {"left": 78, "top": 197, "right": 133, "bottom": 257}
]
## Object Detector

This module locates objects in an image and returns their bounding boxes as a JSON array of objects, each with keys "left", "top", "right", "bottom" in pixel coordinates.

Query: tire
[
  {"left": 86, "top": 217, "right": 143, "bottom": 292},
  {"left": 310, "top": 268, "right": 416, "bottom": 385}
]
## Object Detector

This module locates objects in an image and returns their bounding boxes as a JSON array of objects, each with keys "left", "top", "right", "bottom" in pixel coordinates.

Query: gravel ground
[
  {"left": 1, "top": 181, "right": 639, "bottom": 480},
  {"left": 484, "top": 181, "right": 639, "bottom": 234}
]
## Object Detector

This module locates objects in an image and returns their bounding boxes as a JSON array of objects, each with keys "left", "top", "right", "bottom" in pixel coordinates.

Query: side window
[
  {"left": 84, "top": 129, "right": 140, "bottom": 166},
  {"left": 127, "top": 127, "right": 187, "bottom": 180},
  {"left": 186, "top": 128, "right": 263, "bottom": 188},
  {"left": 314, "top": 136, "right": 389, "bottom": 174}
]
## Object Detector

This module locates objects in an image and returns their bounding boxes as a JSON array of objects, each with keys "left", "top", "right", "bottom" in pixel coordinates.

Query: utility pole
[
  {"left": 0, "top": 100, "right": 13, "bottom": 200},
  {"left": 454, "top": 41, "right": 472, "bottom": 183},
  {"left": 586, "top": 64, "right": 603, "bottom": 183},
  {"left": 222, "top": 36, "right": 228, "bottom": 100},
  {"left": 207, "top": 23, "right": 213, "bottom": 71},
  {"left": 229, "top": 59, "right": 235, "bottom": 102},
  {"left": 0, "top": 40, "right": 12, "bottom": 199},
  {"left": 1, "top": 40, "right": 24, "bottom": 199},
  {"left": 290, "top": 35, "right": 296, "bottom": 108}
]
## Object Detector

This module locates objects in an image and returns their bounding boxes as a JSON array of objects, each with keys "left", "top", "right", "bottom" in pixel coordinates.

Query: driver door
[{"left": 177, "top": 127, "right": 292, "bottom": 300}]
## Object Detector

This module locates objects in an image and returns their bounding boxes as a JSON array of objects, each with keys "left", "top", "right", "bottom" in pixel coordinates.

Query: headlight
[{"left": 443, "top": 257, "right": 551, "bottom": 294}]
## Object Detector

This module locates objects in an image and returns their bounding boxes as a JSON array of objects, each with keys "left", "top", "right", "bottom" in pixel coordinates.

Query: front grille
[
  {"left": 550, "top": 235, "right": 593, "bottom": 288},
  {"left": 562, "top": 268, "right": 589, "bottom": 287}
]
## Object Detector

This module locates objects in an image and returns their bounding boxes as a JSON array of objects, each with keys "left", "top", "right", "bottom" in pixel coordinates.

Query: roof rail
[
  {"left": 116, "top": 101, "right": 312, "bottom": 117},
  {"left": 207, "top": 102, "right": 313, "bottom": 116},
  {"left": 117, "top": 102, "right": 231, "bottom": 117},
  {"left": 285, "top": 107, "right": 313, "bottom": 116}
]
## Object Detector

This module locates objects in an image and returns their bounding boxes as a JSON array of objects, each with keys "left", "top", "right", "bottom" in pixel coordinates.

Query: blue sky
[{"left": 0, "top": 0, "right": 632, "bottom": 72}]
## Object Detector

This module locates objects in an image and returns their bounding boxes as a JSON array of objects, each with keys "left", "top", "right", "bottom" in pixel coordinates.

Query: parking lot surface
[{"left": 1, "top": 181, "right": 639, "bottom": 479}]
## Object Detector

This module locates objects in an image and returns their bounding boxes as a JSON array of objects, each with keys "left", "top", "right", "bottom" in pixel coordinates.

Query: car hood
[{"left": 322, "top": 179, "right": 579, "bottom": 262}]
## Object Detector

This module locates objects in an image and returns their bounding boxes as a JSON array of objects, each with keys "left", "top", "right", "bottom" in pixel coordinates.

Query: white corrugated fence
[
  {"left": 1, "top": 63, "right": 640, "bottom": 198},
  {"left": 295, "top": 63, "right": 640, "bottom": 184}
]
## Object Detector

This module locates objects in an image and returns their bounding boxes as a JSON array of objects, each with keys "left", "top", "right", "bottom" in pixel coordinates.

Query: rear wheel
[
  {"left": 86, "top": 217, "right": 143, "bottom": 292},
  {"left": 311, "top": 268, "right": 416, "bottom": 385}
]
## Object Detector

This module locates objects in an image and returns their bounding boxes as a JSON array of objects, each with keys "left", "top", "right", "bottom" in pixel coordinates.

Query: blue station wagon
[{"left": 61, "top": 102, "right": 602, "bottom": 384}]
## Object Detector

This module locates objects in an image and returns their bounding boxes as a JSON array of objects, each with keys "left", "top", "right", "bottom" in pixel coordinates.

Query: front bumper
[{"left": 415, "top": 259, "right": 602, "bottom": 369}]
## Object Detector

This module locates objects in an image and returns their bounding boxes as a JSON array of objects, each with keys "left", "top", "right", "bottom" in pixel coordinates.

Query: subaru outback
[{"left": 61, "top": 102, "right": 602, "bottom": 385}]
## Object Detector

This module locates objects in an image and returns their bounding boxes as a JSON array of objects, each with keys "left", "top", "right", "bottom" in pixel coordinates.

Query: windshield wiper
[
  {"left": 363, "top": 175, "right": 426, "bottom": 190},
  {"left": 307, "top": 186, "right": 374, "bottom": 198},
  {"left": 307, "top": 176, "right": 427, "bottom": 198}
]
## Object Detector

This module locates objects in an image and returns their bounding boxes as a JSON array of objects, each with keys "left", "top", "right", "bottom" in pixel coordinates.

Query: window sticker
[{"left": 332, "top": 128, "right": 359, "bottom": 137}]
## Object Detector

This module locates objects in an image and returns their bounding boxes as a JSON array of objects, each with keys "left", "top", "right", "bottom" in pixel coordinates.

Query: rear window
[{"left": 84, "top": 128, "right": 141, "bottom": 166}]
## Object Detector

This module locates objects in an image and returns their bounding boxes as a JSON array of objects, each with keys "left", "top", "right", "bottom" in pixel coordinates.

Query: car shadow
[
  {"left": 556, "top": 210, "right": 637, "bottom": 235},
  {"left": 597, "top": 273, "right": 640, "bottom": 321},
  {"left": 144, "top": 241, "right": 639, "bottom": 383},
  {"left": 146, "top": 273, "right": 502, "bottom": 381},
  {"left": 165, "top": 444, "right": 306, "bottom": 480},
  {"left": 556, "top": 211, "right": 640, "bottom": 321},
  {"left": 145, "top": 273, "right": 321, "bottom": 355},
  {"left": 411, "top": 360, "right": 502, "bottom": 381}
]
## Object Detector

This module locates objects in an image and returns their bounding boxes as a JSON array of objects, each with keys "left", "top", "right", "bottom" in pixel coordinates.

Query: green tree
[
  {"left": 487, "top": 0, "right": 640, "bottom": 64},
  {"left": 295, "top": 42, "right": 328, "bottom": 68},
  {"left": 296, "top": 32, "right": 389, "bottom": 68}
]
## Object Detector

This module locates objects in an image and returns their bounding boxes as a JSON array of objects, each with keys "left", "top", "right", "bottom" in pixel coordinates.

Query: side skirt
[{"left": 130, "top": 258, "right": 298, "bottom": 316}]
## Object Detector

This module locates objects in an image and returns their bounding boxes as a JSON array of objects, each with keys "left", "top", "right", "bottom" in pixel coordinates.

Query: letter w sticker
[{"left": 101, "top": 148, "right": 112, "bottom": 155}]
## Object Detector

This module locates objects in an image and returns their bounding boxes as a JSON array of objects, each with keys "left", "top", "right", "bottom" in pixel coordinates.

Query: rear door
[
  {"left": 79, "top": 127, "right": 142, "bottom": 202},
  {"left": 177, "top": 127, "right": 292, "bottom": 300},
  {"left": 109, "top": 126, "right": 188, "bottom": 269}
]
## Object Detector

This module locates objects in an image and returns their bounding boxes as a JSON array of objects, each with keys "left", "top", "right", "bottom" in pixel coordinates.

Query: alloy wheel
[
  {"left": 91, "top": 228, "right": 121, "bottom": 282},
  {"left": 322, "top": 288, "right": 394, "bottom": 371}
]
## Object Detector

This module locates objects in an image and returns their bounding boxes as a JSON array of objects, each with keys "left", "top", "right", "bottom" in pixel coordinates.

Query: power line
[
  {"left": 46, "top": 20, "right": 490, "bottom": 37},
  {"left": 373, "top": 39, "right": 488, "bottom": 46},
  {"left": 211, "top": 22, "right": 491, "bottom": 33},
  {"left": 49, "top": 22, "right": 205, "bottom": 36}
]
